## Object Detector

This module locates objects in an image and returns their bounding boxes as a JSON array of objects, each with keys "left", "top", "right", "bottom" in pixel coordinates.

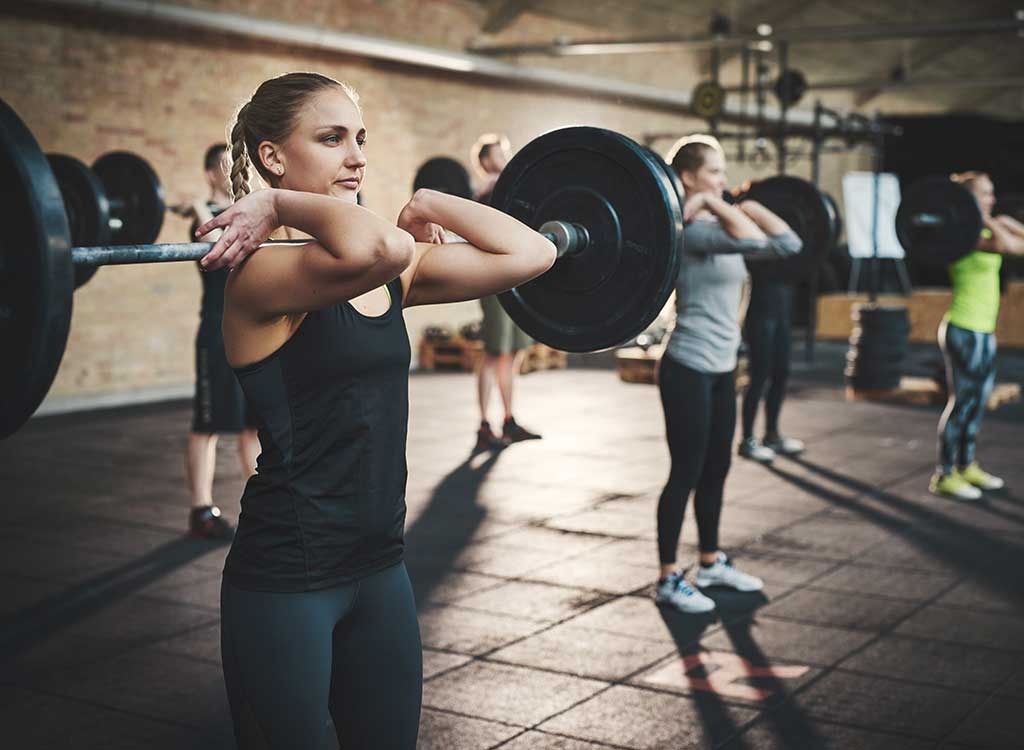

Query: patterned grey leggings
[{"left": 937, "top": 319, "right": 997, "bottom": 474}]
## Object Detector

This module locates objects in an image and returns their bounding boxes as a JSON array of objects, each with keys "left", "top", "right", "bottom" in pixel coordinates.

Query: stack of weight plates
[{"left": 845, "top": 305, "right": 910, "bottom": 391}]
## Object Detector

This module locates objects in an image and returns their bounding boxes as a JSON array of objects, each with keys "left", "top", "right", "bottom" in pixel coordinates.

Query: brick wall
[{"left": 0, "top": 2, "right": 870, "bottom": 410}]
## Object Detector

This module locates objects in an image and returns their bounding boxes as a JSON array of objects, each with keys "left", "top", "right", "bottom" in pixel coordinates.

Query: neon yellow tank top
[{"left": 948, "top": 236, "right": 1002, "bottom": 333}]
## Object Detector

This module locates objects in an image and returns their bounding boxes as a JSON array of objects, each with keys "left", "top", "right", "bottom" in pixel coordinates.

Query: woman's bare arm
[{"left": 400, "top": 189, "right": 556, "bottom": 307}]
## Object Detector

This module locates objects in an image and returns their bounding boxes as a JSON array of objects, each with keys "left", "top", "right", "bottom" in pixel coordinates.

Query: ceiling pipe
[
  {"left": 724, "top": 75, "right": 1024, "bottom": 93},
  {"left": 468, "top": 15, "right": 1024, "bottom": 56}
]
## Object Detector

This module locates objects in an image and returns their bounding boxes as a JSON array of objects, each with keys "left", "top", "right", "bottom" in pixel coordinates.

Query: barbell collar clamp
[{"left": 538, "top": 220, "right": 590, "bottom": 259}]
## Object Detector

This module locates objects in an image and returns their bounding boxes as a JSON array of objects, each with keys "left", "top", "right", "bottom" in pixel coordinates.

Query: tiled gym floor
[{"left": 2, "top": 353, "right": 1022, "bottom": 749}]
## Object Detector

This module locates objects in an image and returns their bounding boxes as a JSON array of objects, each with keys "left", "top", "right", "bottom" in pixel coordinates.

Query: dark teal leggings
[
  {"left": 220, "top": 562, "right": 422, "bottom": 749},
  {"left": 937, "top": 320, "right": 997, "bottom": 475}
]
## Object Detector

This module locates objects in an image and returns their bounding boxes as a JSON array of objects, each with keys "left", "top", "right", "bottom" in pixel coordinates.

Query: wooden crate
[
  {"left": 847, "top": 376, "right": 1021, "bottom": 411},
  {"left": 520, "top": 344, "right": 568, "bottom": 374},
  {"left": 817, "top": 282, "right": 1024, "bottom": 348},
  {"left": 615, "top": 346, "right": 750, "bottom": 388},
  {"left": 615, "top": 346, "right": 663, "bottom": 384},
  {"left": 418, "top": 339, "right": 566, "bottom": 374},
  {"left": 418, "top": 337, "right": 482, "bottom": 371}
]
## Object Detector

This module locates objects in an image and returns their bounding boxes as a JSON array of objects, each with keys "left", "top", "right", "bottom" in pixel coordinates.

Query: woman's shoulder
[{"left": 223, "top": 244, "right": 305, "bottom": 315}]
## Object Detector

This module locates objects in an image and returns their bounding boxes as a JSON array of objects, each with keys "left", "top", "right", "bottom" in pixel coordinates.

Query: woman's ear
[{"left": 258, "top": 141, "right": 285, "bottom": 177}]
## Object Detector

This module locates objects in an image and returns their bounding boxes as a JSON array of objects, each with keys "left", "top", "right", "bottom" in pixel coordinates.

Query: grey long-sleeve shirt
[{"left": 664, "top": 218, "right": 802, "bottom": 373}]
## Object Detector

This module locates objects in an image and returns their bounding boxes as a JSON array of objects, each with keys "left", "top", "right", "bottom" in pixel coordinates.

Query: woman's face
[
  {"left": 680, "top": 147, "right": 727, "bottom": 197},
  {"left": 969, "top": 175, "right": 995, "bottom": 218},
  {"left": 266, "top": 88, "right": 367, "bottom": 204}
]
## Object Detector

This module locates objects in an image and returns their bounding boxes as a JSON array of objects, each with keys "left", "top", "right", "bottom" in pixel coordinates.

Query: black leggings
[
  {"left": 221, "top": 562, "right": 422, "bottom": 749},
  {"left": 741, "top": 279, "right": 792, "bottom": 441},
  {"left": 937, "top": 319, "right": 997, "bottom": 474},
  {"left": 657, "top": 356, "right": 735, "bottom": 563}
]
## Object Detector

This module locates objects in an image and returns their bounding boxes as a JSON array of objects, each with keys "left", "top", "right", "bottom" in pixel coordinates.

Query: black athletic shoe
[
  {"left": 189, "top": 505, "right": 235, "bottom": 540},
  {"left": 473, "top": 422, "right": 505, "bottom": 454},
  {"left": 502, "top": 417, "right": 542, "bottom": 443}
]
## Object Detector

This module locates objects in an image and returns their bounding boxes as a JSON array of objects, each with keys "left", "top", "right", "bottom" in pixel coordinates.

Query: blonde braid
[{"left": 229, "top": 107, "right": 251, "bottom": 203}]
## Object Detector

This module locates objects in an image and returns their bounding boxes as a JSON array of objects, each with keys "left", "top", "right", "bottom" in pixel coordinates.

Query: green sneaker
[
  {"left": 959, "top": 462, "right": 1005, "bottom": 491},
  {"left": 929, "top": 471, "right": 982, "bottom": 501}
]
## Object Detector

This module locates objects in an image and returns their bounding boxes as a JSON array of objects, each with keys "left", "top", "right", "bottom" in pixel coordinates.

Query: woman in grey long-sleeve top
[{"left": 654, "top": 137, "right": 801, "bottom": 614}]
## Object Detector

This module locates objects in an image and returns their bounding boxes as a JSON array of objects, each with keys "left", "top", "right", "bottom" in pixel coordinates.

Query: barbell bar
[
  {"left": 0, "top": 98, "right": 597, "bottom": 439},
  {"left": 69, "top": 220, "right": 588, "bottom": 268},
  {"left": 1, "top": 93, "right": 840, "bottom": 439}
]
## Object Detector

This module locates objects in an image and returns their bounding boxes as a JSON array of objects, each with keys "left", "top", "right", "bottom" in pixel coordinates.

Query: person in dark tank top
[
  {"left": 171, "top": 143, "right": 260, "bottom": 540},
  {"left": 193, "top": 72, "right": 556, "bottom": 750}
]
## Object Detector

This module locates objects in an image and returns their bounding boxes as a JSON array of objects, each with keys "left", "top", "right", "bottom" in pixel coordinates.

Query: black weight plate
[
  {"left": 641, "top": 146, "right": 686, "bottom": 262},
  {"left": 853, "top": 305, "right": 909, "bottom": 324},
  {"left": 691, "top": 81, "right": 726, "bottom": 119},
  {"left": 641, "top": 146, "right": 685, "bottom": 202},
  {"left": 413, "top": 156, "right": 473, "bottom": 199},
  {"left": 47, "top": 153, "right": 111, "bottom": 289},
  {"left": 896, "top": 176, "right": 982, "bottom": 267},
  {"left": 744, "top": 175, "right": 835, "bottom": 282},
  {"left": 92, "top": 151, "right": 165, "bottom": 244},
  {"left": 491, "top": 127, "right": 683, "bottom": 353},
  {"left": 774, "top": 70, "right": 807, "bottom": 107},
  {"left": 0, "top": 99, "right": 74, "bottom": 440},
  {"left": 848, "top": 338, "right": 909, "bottom": 354}
]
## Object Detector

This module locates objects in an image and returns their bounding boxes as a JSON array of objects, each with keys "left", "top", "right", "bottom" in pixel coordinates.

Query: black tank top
[{"left": 223, "top": 276, "right": 411, "bottom": 591}]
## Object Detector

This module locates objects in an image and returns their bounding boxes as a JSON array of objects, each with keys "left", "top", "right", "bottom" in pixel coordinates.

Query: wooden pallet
[
  {"left": 520, "top": 344, "right": 568, "bottom": 374},
  {"left": 418, "top": 339, "right": 567, "bottom": 373},
  {"left": 847, "top": 376, "right": 1021, "bottom": 411},
  {"left": 615, "top": 346, "right": 662, "bottom": 384},
  {"left": 816, "top": 282, "right": 1024, "bottom": 348},
  {"left": 418, "top": 336, "right": 482, "bottom": 371},
  {"left": 615, "top": 346, "right": 750, "bottom": 388}
]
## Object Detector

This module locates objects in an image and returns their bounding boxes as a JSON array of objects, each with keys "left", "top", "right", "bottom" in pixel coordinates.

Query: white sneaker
[
  {"left": 655, "top": 572, "right": 716, "bottom": 613},
  {"left": 695, "top": 553, "right": 764, "bottom": 592},
  {"left": 738, "top": 437, "right": 775, "bottom": 464},
  {"left": 764, "top": 435, "right": 805, "bottom": 456}
]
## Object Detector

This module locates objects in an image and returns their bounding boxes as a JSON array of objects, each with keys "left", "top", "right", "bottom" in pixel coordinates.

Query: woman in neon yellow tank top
[{"left": 931, "top": 171, "right": 1024, "bottom": 500}]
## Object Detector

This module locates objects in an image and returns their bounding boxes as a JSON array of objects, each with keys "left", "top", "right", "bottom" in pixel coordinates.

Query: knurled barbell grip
[{"left": 70, "top": 239, "right": 310, "bottom": 267}]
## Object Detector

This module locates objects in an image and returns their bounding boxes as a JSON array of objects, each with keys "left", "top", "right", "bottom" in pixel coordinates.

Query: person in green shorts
[
  {"left": 473, "top": 134, "right": 542, "bottom": 451},
  {"left": 930, "top": 171, "right": 1024, "bottom": 500}
]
